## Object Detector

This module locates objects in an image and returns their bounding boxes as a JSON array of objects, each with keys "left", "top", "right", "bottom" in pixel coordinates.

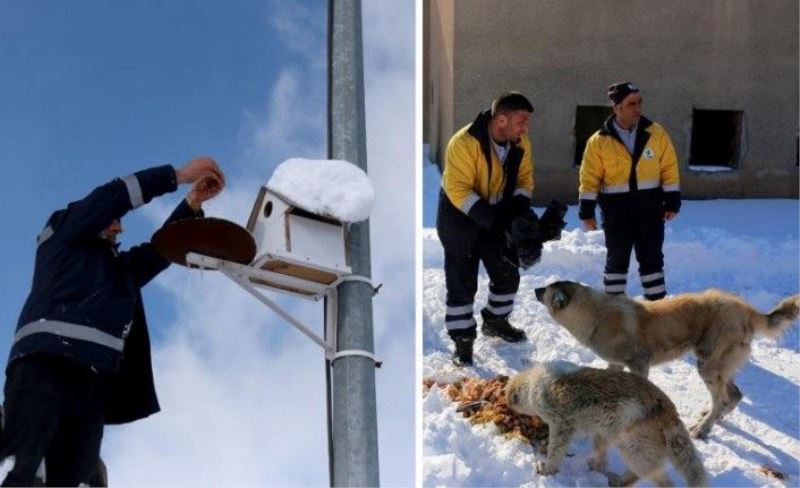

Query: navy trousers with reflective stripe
[
  {"left": 0, "top": 354, "right": 108, "bottom": 487},
  {"left": 443, "top": 230, "right": 520, "bottom": 338},
  {"left": 603, "top": 218, "right": 666, "bottom": 300}
]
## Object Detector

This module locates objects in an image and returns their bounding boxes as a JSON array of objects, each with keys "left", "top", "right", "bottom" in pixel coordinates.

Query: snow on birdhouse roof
[{"left": 266, "top": 158, "right": 376, "bottom": 223}]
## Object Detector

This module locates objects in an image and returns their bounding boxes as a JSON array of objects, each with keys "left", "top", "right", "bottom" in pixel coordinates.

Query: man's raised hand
[
  {"left": 176, "top": 156, "right": 225, "bottom": 186},
  {"left": 186, "top": 175, "right": 223, "bottom": 210}
]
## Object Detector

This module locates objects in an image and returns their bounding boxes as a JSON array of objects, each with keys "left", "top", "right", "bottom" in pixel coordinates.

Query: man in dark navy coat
[{"left": 0, "top": 157, "right": 224, "bottom": 486}]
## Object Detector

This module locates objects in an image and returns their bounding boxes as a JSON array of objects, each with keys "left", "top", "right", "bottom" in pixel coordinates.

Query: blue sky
[
  {"left": 0, "top": 0, "right": 312, "bottom": 342},
  {"left": 0, "top": 1, "right": 415, "bottom": 485}
]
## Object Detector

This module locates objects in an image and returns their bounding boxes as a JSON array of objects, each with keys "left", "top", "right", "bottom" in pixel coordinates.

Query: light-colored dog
[
  {"left": 535, "top": 281, "right": 800, "bottom": 439},
  {"left": 506, "top": 361, "right": 707, "bottom": 486}
]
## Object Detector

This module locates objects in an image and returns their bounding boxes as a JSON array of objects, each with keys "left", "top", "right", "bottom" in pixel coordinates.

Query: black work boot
[
  {"left": 480, "top": 309, "right": 527, "bottom": 343},
  {"left": 451, "top": 336, "right": 475, "bottom": 367}
]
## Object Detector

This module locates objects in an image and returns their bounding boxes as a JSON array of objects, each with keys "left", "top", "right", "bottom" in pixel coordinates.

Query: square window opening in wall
[
  {"left": 574, "top": 105, "right": 613, "bottom": 167},
  {"left": 689, "top": 109, "right": 743, "bottom": 170}
]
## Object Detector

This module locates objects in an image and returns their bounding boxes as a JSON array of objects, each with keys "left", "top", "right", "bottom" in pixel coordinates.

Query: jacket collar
[
  {"left": 599, "top": 115, "right": 653, "bottom": 139},
  {"left": 466, "top": 109, "right": 522, "bottom": 169},
  {"left": 467, "top": 110, "right": 496, "bottom": 183},
  {"left": 467, "top": 110, "right": 493, "bottom": 150}
]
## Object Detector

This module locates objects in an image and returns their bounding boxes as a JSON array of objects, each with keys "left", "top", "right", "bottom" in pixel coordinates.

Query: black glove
[
  {"left": 503, "top": 210, "right": 543, "bottom": 270},
  {"left": 502, "top": 239, "right": 542, "bottom": 270},
  {"left": 516, "top": 239, "right": 542, "bottom": 269},
  {"left": 539, "top": 199, "right": 568, "bottom": 242},
  {"left": 506, "top": 211, "right": 541, "bottom": 245}
]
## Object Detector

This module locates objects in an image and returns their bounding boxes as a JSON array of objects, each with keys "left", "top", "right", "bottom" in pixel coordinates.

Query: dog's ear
[{"left": 553, "top": 289, "right": 569, "bottom": 310}]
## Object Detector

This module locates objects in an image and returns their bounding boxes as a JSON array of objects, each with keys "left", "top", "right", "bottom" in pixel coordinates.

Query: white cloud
[
  {"left": 363, "top": 0, "right": 415, "bottom": 73},
  {"left": 244, "top": 69, "right": 326, "bottom": 166},
  {"left": 267, "top": 1, "right": 326, "bottom": 69},
  {"left": 236, "top": 1, "right": 328, "bottom": 181},
  {"left": 361, "top": 1, "right": 416, "bottom": 484},
  {"left": 103, "top": 271, "right": 330, "bottom": 486},
  {"left": 103, "top": 0, "right": 415, "bottom": 486}
]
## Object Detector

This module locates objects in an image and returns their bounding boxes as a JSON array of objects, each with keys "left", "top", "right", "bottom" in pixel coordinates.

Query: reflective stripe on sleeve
[
  {"left": 600, "top": 184, "right": 630, "bottom": 194},
  {"left": 514, "top": 188, "right": 532, "bottom": 199},
  {"left": 121, "top": 174, "right": 144, "bottom": 209},
  {"left": 37, "top": 226, "right": 54, "bottom": 246},
  {"left": 459, "top": 193, "right": 480, "bottom": 214},
  {"left": 637, "top": 179, "right": 660, "bottom": 190}
]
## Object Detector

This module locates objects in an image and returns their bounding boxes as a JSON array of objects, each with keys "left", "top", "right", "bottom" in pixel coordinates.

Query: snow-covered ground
[{"left": 422, "top": 161, "right": 800, "bottom": 487}]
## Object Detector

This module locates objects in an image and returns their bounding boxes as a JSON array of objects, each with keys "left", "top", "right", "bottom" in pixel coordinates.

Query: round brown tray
[{"left": 152, "top": 217, "right": 256, "bottom": 267}]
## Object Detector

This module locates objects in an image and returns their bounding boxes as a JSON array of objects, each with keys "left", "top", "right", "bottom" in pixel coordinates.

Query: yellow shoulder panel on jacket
[{"left": 442, "top": 124, "right": 481, "bottom": 210}]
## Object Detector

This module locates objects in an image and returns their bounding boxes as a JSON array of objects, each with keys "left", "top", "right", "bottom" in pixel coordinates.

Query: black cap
[
  {"left": 491, "top": 91, "right": 534, "bottom": 116},
  {"left": 608, "top": 82, "right": 639, "bottom": 105}
]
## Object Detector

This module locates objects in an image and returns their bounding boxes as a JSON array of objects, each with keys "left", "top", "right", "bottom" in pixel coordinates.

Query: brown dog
[
  {"left": 534, "top": 281, "right": 800, "bottom": 439},
  {"left": 506, "top": 361, "right": 707, "bottom": 486}
]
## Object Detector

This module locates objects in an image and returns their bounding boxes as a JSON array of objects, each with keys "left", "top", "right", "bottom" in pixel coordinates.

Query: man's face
[
  {"left": 101, "top": 219, "right": 123, "bottom": 244},
  {"left": 613, "top": 92, "right": 642, "bottom": 129},
  {"left": 496, "top": 110, "right": 531, "bottom": 143}
]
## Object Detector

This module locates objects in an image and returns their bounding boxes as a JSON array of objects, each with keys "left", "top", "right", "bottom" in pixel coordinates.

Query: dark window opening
[
  {"left": 689, "top": 109, "right": 743, "bottom": 168},
  {"left": 574, "top": 105, "right": 613, "bottom": 167}
]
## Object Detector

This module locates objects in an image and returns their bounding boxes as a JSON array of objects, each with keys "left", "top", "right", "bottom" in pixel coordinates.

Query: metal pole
[{"left": 327, "top": 0, "right": 380, "bottom": 486}]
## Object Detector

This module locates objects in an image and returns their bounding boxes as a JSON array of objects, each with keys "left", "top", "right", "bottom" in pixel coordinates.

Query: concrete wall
[
  {"left": 423, "top": 0, "right": 454, "bottom": 166},
  {"left": 425, "top": 0, "right": 799, "bottom": 203}
]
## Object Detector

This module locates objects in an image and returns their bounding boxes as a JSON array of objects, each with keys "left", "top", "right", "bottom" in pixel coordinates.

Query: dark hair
[
  {"left": 491, "top": 92, "right": 534, "bottom": 116},
  {"left": 607, "top": 82, "right": 640, "bottom": 105}
]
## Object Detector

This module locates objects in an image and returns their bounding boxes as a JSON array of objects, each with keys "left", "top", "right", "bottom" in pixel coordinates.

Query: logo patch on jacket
[{"left": 643, "top": 148, "right": 655, "bottom": 159}]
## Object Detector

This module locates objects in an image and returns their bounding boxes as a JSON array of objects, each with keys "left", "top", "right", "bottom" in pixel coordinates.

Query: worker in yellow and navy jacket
[
  {"left": 436, "top": 92, "right": 536, "bottom": 367},
  {"left": 579, "top": 82, "right": 681, "bottom": 300}
]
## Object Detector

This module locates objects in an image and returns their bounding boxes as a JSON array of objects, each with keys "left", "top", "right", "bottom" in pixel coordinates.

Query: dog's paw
[
  {"left": 536, "top": 460, "right": 558, "bottom": 476},
  {"left": 720, "top": 400, "right": 740, "bottom": 418},
  {"left": 689, "top": 422, "right": 711, "bottom": 441},
  {"left": 587, "top": 456, "right": 607, "bottom": 473}
]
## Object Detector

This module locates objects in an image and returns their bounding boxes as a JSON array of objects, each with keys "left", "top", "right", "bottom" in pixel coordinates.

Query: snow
[
  {"left": 422, "top": 160, "right": 800, "bottom": 487},
  {"left": 266, "top": 158, "right": 376, "bottom": 223},
  {"left": 688, "top": 165, "right": 735, "bottom": 173}
]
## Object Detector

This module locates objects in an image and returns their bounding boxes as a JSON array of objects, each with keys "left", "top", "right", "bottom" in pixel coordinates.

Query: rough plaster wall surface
[{"left": 441, "top": 0, "right": 797, "bottom": 201}]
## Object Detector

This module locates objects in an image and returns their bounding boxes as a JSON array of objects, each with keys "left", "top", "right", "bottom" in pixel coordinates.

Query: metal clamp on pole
[
  {"left": 333, "top": 274, "right": 383, "bottom": 296},
  {"left": 331, "top": 349, "right": 382, "bottom": 368}
]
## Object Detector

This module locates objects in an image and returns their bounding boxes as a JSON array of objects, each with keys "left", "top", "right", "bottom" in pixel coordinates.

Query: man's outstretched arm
[
  {"left": 124, "top": 167, "right": 225, "bottom": 288},
  {"left": 51, "top": 156, "right": 224, "bottom": 243}
]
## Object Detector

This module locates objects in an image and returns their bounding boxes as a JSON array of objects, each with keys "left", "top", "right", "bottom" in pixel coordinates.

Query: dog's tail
[
  {"left": 760, "top": 294, "right": 800, "bottom": 338},
  {"left": 665, "top": 420, "right": 708, "bottom": 487}
]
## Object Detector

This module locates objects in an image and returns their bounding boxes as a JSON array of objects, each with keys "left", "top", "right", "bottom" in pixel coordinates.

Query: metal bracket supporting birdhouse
[{"left": 184, "top": 252, "right": 382, "bottom": 368}]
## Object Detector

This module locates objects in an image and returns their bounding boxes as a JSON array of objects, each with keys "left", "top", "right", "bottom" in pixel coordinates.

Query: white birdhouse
[{"left": 246, "top": 187, "right": 351, "bottom": 293}]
